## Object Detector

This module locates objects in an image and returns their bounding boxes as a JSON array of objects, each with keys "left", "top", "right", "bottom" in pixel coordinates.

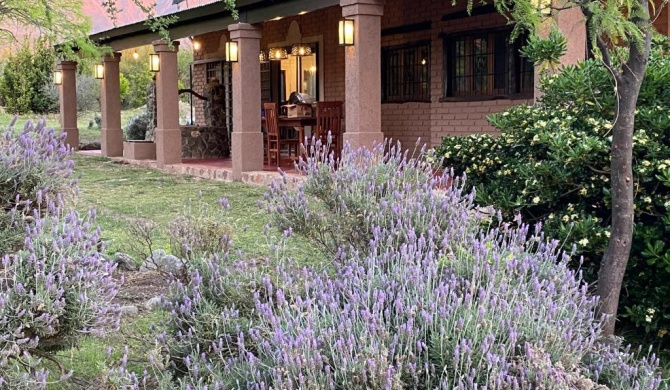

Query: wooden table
[{"left": 262, "top": 116, "right": 317, "bottom": 143}]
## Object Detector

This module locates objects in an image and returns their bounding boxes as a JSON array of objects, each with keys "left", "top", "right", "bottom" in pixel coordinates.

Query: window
[
  {"left": 264, "top": 43, "right": 318, "bottom": 103},
  {"left": 443, "top": 30, "right": 533, "bottom": 100},
  {"left": 382, "top": 40, "right": 431, "bottom": 103},
  {"left": 280, "top": 49, "right": 318, "bottom": 101}
]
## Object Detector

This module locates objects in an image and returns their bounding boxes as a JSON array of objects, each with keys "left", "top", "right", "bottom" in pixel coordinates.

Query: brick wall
[{"left": 189, "top": 1, "right": 539, "bottom": 149}]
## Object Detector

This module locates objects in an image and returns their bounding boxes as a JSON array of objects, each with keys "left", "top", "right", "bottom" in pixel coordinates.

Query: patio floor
[{"left": 77, "top": 150, "right": 302, "bottom": 186}]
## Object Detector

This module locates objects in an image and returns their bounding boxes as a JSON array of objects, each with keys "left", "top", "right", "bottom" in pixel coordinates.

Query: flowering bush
[
  {"left": 0, "top": 119, "right": 76, "bottom": 253},
  {"left": 433, "top": 35, "right": 670, "bottom": 343},
  {"left": 0, "top": 120, "right": 119, "bottom": 387},
  {"left": 138, "top": 142, "right": 664, "bottom": 389}
]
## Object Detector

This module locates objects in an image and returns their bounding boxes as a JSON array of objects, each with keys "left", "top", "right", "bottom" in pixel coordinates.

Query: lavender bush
[
  {"left": 135, "top": 142, "right": 664, "bottom": 389},
  {"left": 0, "top": 118, "right": 76, "bottom": 253},
  {"left": 0, "top": 120, "right": 120, "bottom": 387}
]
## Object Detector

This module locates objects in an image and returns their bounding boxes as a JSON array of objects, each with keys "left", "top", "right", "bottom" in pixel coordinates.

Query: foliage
[
  {"left": 519, "top": 27, "right": 567, "bottom": 73},
  {"left": 120, "top": 73, "right": 130, "bottom": 103},
  {"left": 0, "top": 119, "right": 76, "bottom": 252},
  {"left": 76, "top": 73, "right": 101, "bottom": 113},
  {"left": 124, "top": 113, "right": 151, "bottom": 140},
  {"left": 119, "top": 46, "right": 155, "bottom": 110},
  {"left": 112, "top": 142, "right": 665, "bottom": 389},
  {"left": 0, "top": 119, "right": 119, "bottom": 388},
  {"left": 0, "top": 0, "right": 102, "bottom": 60},
  {"left": 167, "top": 195, "right": 232, "bottom": 261},
  {"left": 433, "top": 36, "right": 670, "bottom": 345},
  {"left": 0, "top": 40, "right": 58, "bottom": 115}
]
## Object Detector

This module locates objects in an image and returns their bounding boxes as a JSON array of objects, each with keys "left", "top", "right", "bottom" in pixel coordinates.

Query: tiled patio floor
[{"left": 77, "top": 150, "right": 302, "bottom": 186}]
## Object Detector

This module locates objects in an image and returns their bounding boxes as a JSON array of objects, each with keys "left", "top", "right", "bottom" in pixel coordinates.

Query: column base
[
  {"left": 343, "top": 131, "right": 384, "bottom": 152},
  {"left": 232, "top": 132, "right": 264, "bottom": 181},
  {"left": 123, "top": 141, "right": 156, "bottom": 160},
  {"left": 155, "top": 128, "right": 182, "bottom": 167},
  {"left": 62, "top": 127, "right": 79, "bottom": 150},
  {"left": 101, "top": 127, "right": 124, "bottom": 157}
]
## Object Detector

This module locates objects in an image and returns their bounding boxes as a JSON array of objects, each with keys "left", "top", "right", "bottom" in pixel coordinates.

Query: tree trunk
[{"left": 596, "top": 26, "right": 651, "bottom": 336}]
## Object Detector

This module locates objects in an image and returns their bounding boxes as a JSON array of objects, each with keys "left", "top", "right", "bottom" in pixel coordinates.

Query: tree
[
  {"left": 0, "top": 0, "right": 100, "bottom": 59},
  {"left": 0, "top": 39, "right": 58, "bottom": 114},
  {"left": 481, "top": 0, "right": 664, "bottom": 335}
]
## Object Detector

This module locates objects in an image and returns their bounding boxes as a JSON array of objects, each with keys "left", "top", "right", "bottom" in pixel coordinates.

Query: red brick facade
[{"left": 190, "top": 0, "right": 597, "bottom": 148}]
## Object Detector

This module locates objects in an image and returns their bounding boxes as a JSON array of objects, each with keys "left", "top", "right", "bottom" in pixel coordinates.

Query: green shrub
[
  {"left": 0, "top": 40, "right": 57, "bottom": 115},
  {"left": 124, "top": 113, "right": 151, "bottom": 140},
  {"left": 434, "top": 35, "right": 670, "bottom": 344}
]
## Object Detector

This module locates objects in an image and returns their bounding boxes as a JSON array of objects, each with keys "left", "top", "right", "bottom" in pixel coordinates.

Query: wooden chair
[
  {"left": 264, "top": 103, "right": 300, "bottom": 166},
  {"left": 315, "top": 101, "right": 344, "bottom": 160}
]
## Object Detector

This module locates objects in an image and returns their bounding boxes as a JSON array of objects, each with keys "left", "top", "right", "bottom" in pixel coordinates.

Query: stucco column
[
  {"left": 341, "top": 0, "right": 385, "bottom": 151},
  {"left": 229, "top": 23, "right": 263, "bottom": 181},
  {"left": 534, "top": 6, "right": 586, "bottom": 101},
  {"left": 57, "top": 60, "right": 78, "bottom": 150},
  {"left": 100, "top": 52, "right": 123, "bottom": 157},
  {"left": 153, "top": 40, "right": 181, "bottom": 167}
]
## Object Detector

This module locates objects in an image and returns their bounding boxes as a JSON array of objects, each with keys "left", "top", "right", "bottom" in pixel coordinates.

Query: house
[{"left": 56, "top": 0, "right": 670, "bottom": 180}]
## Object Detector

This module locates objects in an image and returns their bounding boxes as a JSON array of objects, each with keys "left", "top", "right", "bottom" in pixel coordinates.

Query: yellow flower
[
  {"left": 532, "top": 197, "right": 540, "bottom": 204},
  {"left": 579, "top": 188, "right": 587, "bottom": 195},
  {"left": 578, "top": 238, "right": 589, "bottom": 246}
]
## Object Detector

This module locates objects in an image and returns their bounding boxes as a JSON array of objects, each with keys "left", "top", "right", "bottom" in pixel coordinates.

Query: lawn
[
  {"left": 0, "top": 107, "right": 144, "bottom": 145},
  {"left": 38, "top": 154, "right": 322, "bottom": 388}
]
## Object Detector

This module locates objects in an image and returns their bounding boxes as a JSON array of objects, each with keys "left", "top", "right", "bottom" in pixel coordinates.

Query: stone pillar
[
  {"left": 229, "top": 23, "right": 263, "bottom": 180},
  {"left": 100, "top": 52, "right": 123, "bottom": 157},
  {"left": 153, "top": 40, "right": 181, "bottom": 167},
  {"left": 341, "top": 0, "right": 385, "bottom": 151},
  {"left": 57, "top": 60, "right": 78, "bottom": 150}
]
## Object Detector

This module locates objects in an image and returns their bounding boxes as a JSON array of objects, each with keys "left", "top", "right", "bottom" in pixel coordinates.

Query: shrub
[
  {"left": 76, "top": 74, "right": 101, "bottom": 113},
  {"left": 0, "top": 40, "right": 58, "bottom": 115},
  {"left": 433, "top": 35, "right": 670, "bottom": 344},
  {"left": 134, "top": 142, "right": 664, "bottom": 389},
  {"left": 0, "top": 119, "right": 76, "bottom": 253},
  {"left": 0, "top": 120, "right": 120, "bottom": 387},
  {"left": 124, "top": 113, "right": 151, "bottom": 141},
  {"left": 167, "top": 195, "right": 232, "bottom": 261}
]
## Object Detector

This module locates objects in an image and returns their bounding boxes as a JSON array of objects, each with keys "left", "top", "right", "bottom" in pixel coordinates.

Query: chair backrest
[
  {"left": 264, "top": 102, "right": 280, "bottom": 137},
  {"left": 315, "top": 101, "right": 343, "bottom": 142}
]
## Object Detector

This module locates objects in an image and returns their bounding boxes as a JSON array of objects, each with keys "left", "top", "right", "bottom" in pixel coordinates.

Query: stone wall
[{"left": 181, "top": 126, "right": 230, "bottom": 158}]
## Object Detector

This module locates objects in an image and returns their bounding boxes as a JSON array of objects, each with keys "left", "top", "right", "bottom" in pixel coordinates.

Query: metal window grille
[
  {"left": 444, "top": 30, "right": 533, "bottom": 99},
  {"left": 205, "top": 61, "right": 233, "bottom": 132},
  {"left": 382, "top": 40, "right": 431, "bottom": 103}
]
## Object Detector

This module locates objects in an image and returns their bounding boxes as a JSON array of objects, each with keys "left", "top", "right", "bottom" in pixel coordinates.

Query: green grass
[
  {"left": 74, "top": 155, "right": 318, "bottom": 261},
  {"left": 33, "top": 154, "right": 322, "bottom": 388},
  {"left": 0, "top": 107, "right": 144, "bottom": 145}
]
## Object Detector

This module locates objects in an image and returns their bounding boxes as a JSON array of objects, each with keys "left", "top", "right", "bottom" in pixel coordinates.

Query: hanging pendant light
[
  {"left": 291, "top": 43, "right": 312, "bottom": 57},
  {"left": 268, "top": 47, "right": 288, "bottom": 61}
]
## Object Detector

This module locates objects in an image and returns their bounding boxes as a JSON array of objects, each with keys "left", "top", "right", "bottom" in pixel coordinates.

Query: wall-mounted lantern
[
  {"left": 53, "top": 70, "right": 63, "bottom": 85},
  {"left": 259, "top": 50, "right": 269, "bottom": 63},
  {"left": 149, "top": 53, "right": 160, "bottom": 72},
  {"left": 338, "top": 19, "right": 355, "bottom": 46},
  {"left": 225, "top": 41, "right": 239, "bottom": 62},
  {"left": 94, "top": 64, "right": 105, "bottom": 79}
]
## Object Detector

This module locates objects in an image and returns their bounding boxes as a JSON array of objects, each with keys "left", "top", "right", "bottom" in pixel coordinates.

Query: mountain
[{"left": 85, "top": 0, "right": 220, "bottom": 34}]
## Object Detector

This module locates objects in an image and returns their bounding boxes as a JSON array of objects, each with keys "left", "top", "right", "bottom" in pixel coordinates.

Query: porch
[
  {"left": 56, "top": 0, "right": 592, "bottom": 181},
  {"left": 77, "top": 149, "right": 301, "bottom": 186}
]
